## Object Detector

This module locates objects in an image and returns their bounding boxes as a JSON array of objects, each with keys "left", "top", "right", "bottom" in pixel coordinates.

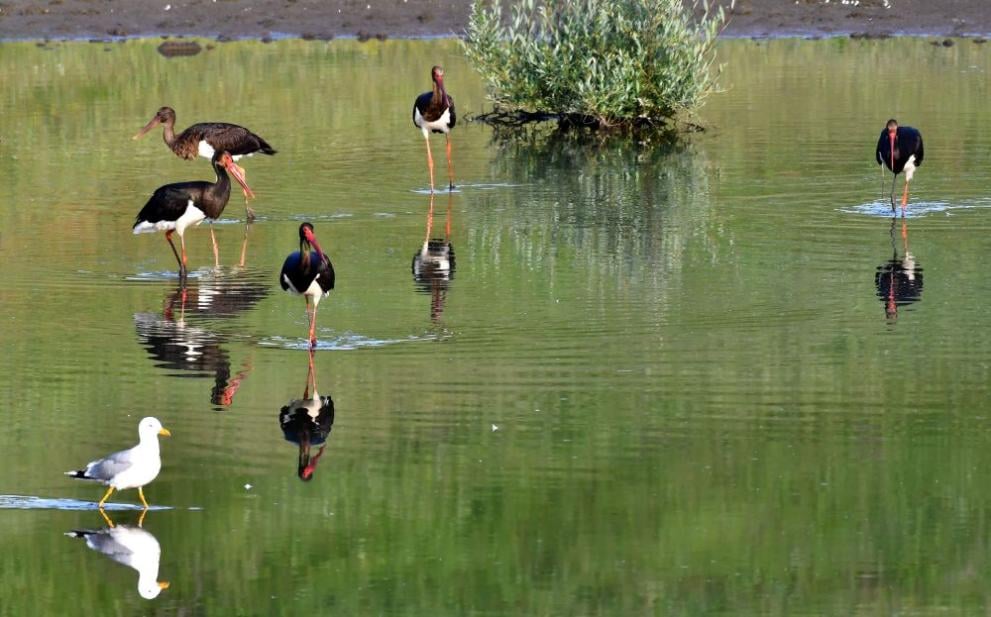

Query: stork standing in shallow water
[
  {"left": 413, "top": 65, "right": 456, "bottom": 192},
  {"left": 876, "top": 119, "right": 924, "bottom": 215},
  {"left": 133, "top": 106, "right": 275, "bottom": 220},
  {"left": 280, "top": 223, "right": 336, "bottom": 349},
  {"left": 133, "top": 150, "right": 253, "bottom": 279}
]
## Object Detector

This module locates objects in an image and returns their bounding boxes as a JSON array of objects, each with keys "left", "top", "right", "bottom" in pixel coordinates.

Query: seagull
[
  {"left": 66, "top": 417, "right": 171, "bottom": 509},
  {"left": 66, "top": 523, "right": 170, "bottom": 599}
]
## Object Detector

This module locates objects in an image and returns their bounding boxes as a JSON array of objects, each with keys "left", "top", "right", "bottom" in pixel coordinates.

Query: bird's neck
[
  {"left": 433, "top": 81, "right": 447, "bottom": 108},
  {"left": 162, "top": 120, "right": 177, "bottom": 148},
  {"left": 138, "top": 433, "right": 161, "bottom": 451},
  {"left": 207, "top": 161, "right": 232, "bottom": 203},
  {"left": 302, "top": 241, "right": 323, "bottom": 266}
]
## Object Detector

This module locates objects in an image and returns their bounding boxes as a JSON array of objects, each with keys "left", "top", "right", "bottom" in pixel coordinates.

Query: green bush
[{"left": 463, "top": 0, "right": 727, "bottom": 129}]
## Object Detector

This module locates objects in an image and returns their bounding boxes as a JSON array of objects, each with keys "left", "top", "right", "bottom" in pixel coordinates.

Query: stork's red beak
[
  {"left": 222, "top": 155, "right": 255, "bottom": 199},
  {"left": 889, "top": 131, "right": 896, "bottom": 168},
  {"left": 304, "top": 228, "right": 326, "bottom": 259},
  {"left": 132, "top": 115, "right": 161, "bottom": 140}
]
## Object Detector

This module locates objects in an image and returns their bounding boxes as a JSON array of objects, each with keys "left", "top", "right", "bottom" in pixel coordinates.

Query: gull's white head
[
  {"left": 138, "top": 417, "right": 172, "bottom": 440},
  {"left": 138, "top": 579, "right": 170, "bottom": 600}
]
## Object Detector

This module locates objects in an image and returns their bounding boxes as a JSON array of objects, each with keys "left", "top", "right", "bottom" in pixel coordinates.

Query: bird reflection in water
[
  {"left": 135, "top": 272, "right": 266, "bottom": 409},
  {"left": 411, "top": 192, "right": 455, "bottom": 322},
  {"left": 875, "top": 217, "right": 923, "bottom": 320},
  {"left": 65, "top": 510, "right": 170, "bottom": 600},
  {"left": 280, "top": 349, "right": 335, "bottom": 481}
]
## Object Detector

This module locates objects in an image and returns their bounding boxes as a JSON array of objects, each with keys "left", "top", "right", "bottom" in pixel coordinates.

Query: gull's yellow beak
[
  {"left": 159, "top": 581, "right": 171, "bottom": 590},
  {"left": 159, "top": 428, "right": 172, "bottom": 437}
]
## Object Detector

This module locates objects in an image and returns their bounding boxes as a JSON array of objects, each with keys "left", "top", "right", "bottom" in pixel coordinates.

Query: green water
[{"left": 2, "top": 37, "right": 991, "bottom": 615}]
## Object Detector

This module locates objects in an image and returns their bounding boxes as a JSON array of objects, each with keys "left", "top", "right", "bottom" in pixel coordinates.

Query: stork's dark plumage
[
  {"left": 133, "top": 150, "right": 253, "bottom": 279},
  {"left": 412, "top": 65, "right": 456, "bottom": 192},
  {"left": 876, "top": 119, "right": 924, "bottom": 214},
  {"left": 133, "top": 106, "right": 275, "bottom": 219},
  {"left": 280, "top": 349, "right": 335, "bottom": 481},
  {"left": 280, "top": 223, "right": 335, "bottom": 348}
]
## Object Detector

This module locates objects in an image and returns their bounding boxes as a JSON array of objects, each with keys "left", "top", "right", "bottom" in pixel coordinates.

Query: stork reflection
[
  {"left": 875, "top": 218, "right": 923, "bottom": 320},
  {"left": 65, "top": 511, "right": 169, "bottom": 600},
  {"left": 411, "top": 192, "right": 455, "bottom": 322},
  {"left": 280, "top": 349, "right": 335, "bottom": 481},
  {"left": 135, "top": 270, "right": 266, "bottom": 408}
]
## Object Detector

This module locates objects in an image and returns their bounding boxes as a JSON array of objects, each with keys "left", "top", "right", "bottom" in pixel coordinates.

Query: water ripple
[
  {"left": 0, "top": 495, "right": 172, "bottom": 512},
  {"left": 258, "top": 331, "right": 439, "bottom": 351}
]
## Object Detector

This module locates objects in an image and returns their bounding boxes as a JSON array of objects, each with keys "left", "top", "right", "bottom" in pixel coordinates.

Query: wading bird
[
  {"left": 133, "top": 106, "right": 275, "bottom": 219},
  {"left": 280, "top": 223, "right": 336, "bottom": 348},
  {"left": 66, "top": 522, "right": 170, "bottom": 599},
  {"left": 876, "top": 119, "right": 924, "bottom": 214},
  {"left": 412, "top": 193, "right": 455, "bottom": 322},
  {"left": 65, "top": 417, "right": 171, "bottom": 509},
  {"left": 280, "top": 349, "right": 335, "bottom": 481},
  {"left": 413, "top": 65, "right": 456, "bottom": 192},
  {"left": 133, "top": 150, "right": 253, "bottom": 279}
]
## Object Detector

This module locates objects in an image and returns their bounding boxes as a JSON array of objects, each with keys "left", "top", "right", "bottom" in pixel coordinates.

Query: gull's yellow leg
[
  {"left": 99, "top": 508, "right": 116, "bottom": 528},
  {"left": 98, "top": 486, "right": 115, "bottom": 508},
  {"left": 138, "top": 487, "right": 149, "bottom": 508},
  {"left": 138, "top": 508, "right": 148, "bottom": 528}
]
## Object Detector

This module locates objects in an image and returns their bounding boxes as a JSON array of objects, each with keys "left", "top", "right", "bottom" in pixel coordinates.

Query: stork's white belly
[{"left": 415, "top": 107, "right": 452, "bottom": 136}]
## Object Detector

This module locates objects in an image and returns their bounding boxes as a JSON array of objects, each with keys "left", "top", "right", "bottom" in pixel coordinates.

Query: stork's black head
[
  {"left": 214, "top": 151, "right": 254, "bottom": 198},
  {"left": 156, "top": 106, "right": 177, "bottom": 123},
  {"left": 299, "top": 222, "right": 316, "bottom": 244},
  {"left": 298, "top": 222, "right": 326, "bottom": 259},
  {"left": 133, "top": 106, "right": 178, "bottom": 140},
  {"left": 431, "top": 65, "right": 445, "bottom": 84},
  {"left": 886, "top": 118, "right": 898, "bottom": 134}
]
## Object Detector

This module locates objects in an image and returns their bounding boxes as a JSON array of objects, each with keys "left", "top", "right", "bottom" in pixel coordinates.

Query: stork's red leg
[
  {"left": 445, "top": 192, "right": 453, "bottom": 239},
  {"left": 901, "top": 179, "right": 910, "bottom": 215},
  {"left": 210, "top": 226, "right": 220, "bottom": 268},
  {"left": 165, "top": 230, "right": 183, "bottom": 275},
  {"left": 239, "top": 224, "right": 249, "bottom": 268},
  {"left": 236, "top": 164, "right": 256, "bottom": 221},
  {"left": 305, "top": 348, "right": 317, "bottom": 397},
  {"left": 178, "top": 232, "right": 189, "bottom": 278},
  {"left": 309, "top": 301, "right": 319, "bottom": 349},
  {"left": 445, "top": 134, "right": 454, "bottom": 191},
  {"left": 425, "top": 193, "right": 435, "bottom": 243},
  {"left": 424, "top": 135, "right": 435, "bottom": 193}
]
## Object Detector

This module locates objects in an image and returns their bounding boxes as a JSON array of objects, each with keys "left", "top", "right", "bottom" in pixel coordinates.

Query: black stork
[
  {"left": 280, "top": 223, "right": 336, "bottom": 349},
  {"left": 280, "top": 349, "right": 335, "bottom": 481},
  {"left": 875, "top": 217, "right": 923, "bottom": 320},
  {"left": 875, "top": 119, "right": 924, "bottom": 214},
  {"left": 133, "top": 106, "right": 275, "bottom": 220},
  {"left": 412, "top": 193, "right": 455, "bottom": 322},
  {"left": 412, "top": 65, "right": 456, "bottom": 192},
  {"left": 132, "top": 150, "right": 253, "bottom": 280}
]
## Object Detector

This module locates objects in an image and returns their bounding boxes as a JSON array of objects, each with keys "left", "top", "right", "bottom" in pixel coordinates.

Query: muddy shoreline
[{"left": 0, "top": 0, "right": 989, "bottom": 42}]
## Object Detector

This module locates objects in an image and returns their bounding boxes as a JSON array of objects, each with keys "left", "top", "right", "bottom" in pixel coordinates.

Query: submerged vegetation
[{"left": 463, "top": 0, "right": 728, "bottom": 130}]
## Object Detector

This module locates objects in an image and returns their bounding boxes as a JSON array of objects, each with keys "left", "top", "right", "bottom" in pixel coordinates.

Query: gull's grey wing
[
  {"left": 81, "top": 447, "right": 137, "bottom": 482},
  {"left": 67, "top": 527, "right": 141, "bottom": 568}
]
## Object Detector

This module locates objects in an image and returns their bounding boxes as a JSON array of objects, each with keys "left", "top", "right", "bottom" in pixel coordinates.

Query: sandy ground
[{"left": 0, "top": 0, "right": 989, "bottom": 41}]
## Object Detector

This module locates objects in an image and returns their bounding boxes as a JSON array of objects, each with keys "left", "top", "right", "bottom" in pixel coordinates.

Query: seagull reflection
[
  {"left": 65, "top": 511, "right": 170, "bottom": 600},
  {"left": 411, "top": 192, "right": 455, "bottom": 322},
  {"left": 135, "top": 271, "right": 266, "bottom": 408},
  {"left": 280, "top": 349, "right": 335, "bottom": 481},
  {"left": 875, "top": 217, "right": 923, "bottom": 320}
]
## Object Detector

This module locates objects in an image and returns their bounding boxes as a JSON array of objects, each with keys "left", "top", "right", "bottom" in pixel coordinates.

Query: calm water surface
[{"left": 2, "top": 37, "right": 991, "bottom": 615}]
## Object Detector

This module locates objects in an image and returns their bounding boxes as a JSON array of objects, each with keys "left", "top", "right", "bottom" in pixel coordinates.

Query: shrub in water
[{"left": 463, "top": 0, "right": 727, "bottom": 129}]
